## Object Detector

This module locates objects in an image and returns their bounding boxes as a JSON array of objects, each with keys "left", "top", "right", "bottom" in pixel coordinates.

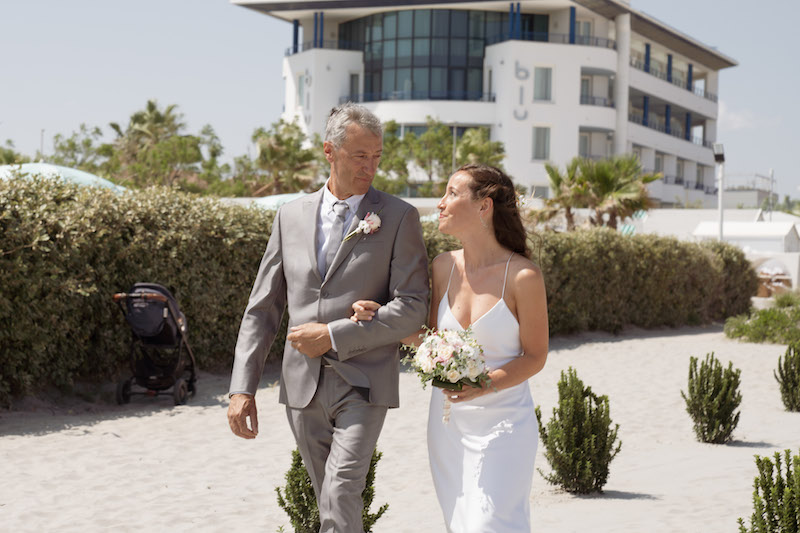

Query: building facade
[{"left": 233, "top": 0, "right": 737, "bottom": 205}]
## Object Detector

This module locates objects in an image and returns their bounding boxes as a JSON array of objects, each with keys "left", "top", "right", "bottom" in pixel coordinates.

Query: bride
[{"left": 351, "top": 164, "right": 548, "bottom": 532}]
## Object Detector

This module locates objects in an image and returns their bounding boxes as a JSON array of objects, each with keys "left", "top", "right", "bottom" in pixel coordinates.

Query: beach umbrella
[
  {"left": 251, "top": 191, "right": 308, "bottom": 210},
  {"left": 0, "top": 163, "right": 126, "bottom": 193}
]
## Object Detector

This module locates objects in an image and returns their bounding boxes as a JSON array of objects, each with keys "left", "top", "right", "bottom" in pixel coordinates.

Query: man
[{"left": 227, "top": 103, "right": 429, "bottom": 532}]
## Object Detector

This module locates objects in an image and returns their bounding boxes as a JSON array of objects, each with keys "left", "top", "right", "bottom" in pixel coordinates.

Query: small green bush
[
  {"left": 774, "top": 291, "right": 800, "bottom": 309},
  {"left": 535, "top": 367, "right": 622, "bottom": 494},
  {"left": 775, "top": 344, "right": 800, "bottom": 412},
  {"left": 681, "top": 353, "right": 742, "bottom": 444},
  {"left": 275, "top": 448, "right": 388, "bottom": 533},
  {"left": 725, "top": 307, "right": 800, "bottom": 345},
  {"left": 737, "top": 448, "right": 800, "bottom": 533}
]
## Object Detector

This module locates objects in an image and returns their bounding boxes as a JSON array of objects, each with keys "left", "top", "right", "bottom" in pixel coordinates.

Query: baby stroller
[{"left": 113, "top": 283, "right": 197, "bottom": 405}]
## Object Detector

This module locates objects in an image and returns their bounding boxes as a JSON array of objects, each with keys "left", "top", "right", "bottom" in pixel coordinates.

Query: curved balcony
[
  {"left": 486, "top": 31, "right": 616, "bottom": 49},
  {"left": 580, "top": 95, "right": 615, "bottom": 108},
  {"left": 629, "top": 113, "right": 712, "bottom": 148}
]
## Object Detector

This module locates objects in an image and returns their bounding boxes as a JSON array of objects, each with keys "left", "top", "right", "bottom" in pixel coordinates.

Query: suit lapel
[
  {"left": 303, "top": 189, "right": 324, "bottom": 284},
  {"left": 323, "top": 187, "right": 384, "bottom": 284}
]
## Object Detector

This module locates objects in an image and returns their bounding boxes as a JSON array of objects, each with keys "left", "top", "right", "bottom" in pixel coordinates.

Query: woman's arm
[{"left": 449, "top": 259, "right": 548, "bottom": 403}]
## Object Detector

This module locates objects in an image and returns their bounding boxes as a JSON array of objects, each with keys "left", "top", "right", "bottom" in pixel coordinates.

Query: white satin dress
[{"left": 428, "top": 254, "right": 539, "bottom": 532}]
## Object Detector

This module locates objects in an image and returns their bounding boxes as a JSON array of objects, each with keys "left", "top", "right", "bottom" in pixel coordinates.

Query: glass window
[
  {"left": 371, "top": 14, "right": 384, "bottom": 41},
  {"left": 397, "top": 38, "right": 412, "bottom": 67},
  {"left": 696, "top": 165, "right": 704, "bottom": 185},
  {"left": 580, "top": 76, "right": 591, "bottom": 100},
  {"left": 349, "top": 73, "right": 359, "bottom": 98},
  {"left": 432, "top": 10, "right": 449, "bottom": 37},
  {"left": 413, "top": 37, "right": 430, "bottom": 57},
  {"left": 414, "top": 10, "right": 431, "bottom": 37},
  {"left": 382, "top": 69, "right": 396, "bottom": 95},
  {"left": 449, "top": 69, "right": 465, "bottom": 98},
  {"left": 579, "top": 133, "right": 590, "bottom": 157},
  {"left": 450, "top": 38, "right": 467, "bottom": 67},
  {"left": 676, "top": 159, "right": 685, "bottom": 179},
  {"left": 398, "top": 11, "right": 413, "bottom": 38},
  {"left": 468, "top": 11, "right": 485, "bottom": 39},
  {"left": 396, "top": 68, "right": 412, "bottom": 97},
  {"left": 533, "top": 127, "right": 550, "bottom": 160},
  {"left": 431, "top": 38, "right": 449, "bottom": 66},
  {"left": 382, "top": 13, "right": 395, "bottom": 40},
  {"left": 655, "top": 153, "right": 664, "bottom": 172},
  {"left": 533, "top": 15, "right": 549, "bottom": 40},
  {"left": 413, "top": 67, "right": 429, "bottom": 98},
  {"left": 450, "top": 11, "right": 468, "bottom": 37},
  {"left": 468, "top": 38, "right": 483, "bottom": 58},
  {"left": 486, "top": 11, "right": 504, "bottom": 43},
  {"left": 467, "top": 68, "right": 482, "bottom": 98},
  {"left": 431, "top": 67, "right": 447, "bottom": 98},
  {"left": 383, "top": 40, "right": 396, "bottom": 68},
  {"left": 534, "top": 67, "right": 552, "bottom": 101}
]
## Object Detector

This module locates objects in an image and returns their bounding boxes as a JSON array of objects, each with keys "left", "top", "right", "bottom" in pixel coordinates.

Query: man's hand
[
  {"left": 287, "top": 322, "right": 332, "bottom": 358},
  {"left": 227, "top": 393, "right": 258, "bottom": 439}
]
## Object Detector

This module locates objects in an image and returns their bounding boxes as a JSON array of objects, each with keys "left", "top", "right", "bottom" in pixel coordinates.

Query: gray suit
[{"left": 230, "top": 185, "right": 429, "bottom": 531}]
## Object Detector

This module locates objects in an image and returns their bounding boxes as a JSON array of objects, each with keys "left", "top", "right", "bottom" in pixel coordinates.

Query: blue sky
[{"left": 2, "top": 0, "right": 797, "bottom": 199}]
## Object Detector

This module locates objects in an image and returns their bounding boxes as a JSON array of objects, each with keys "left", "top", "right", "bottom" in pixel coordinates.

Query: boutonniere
[{"left": 344, "top": 212, "right": 381, "bottom": 241}]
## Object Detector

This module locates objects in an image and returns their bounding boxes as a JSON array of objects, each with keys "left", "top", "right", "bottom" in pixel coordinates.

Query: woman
[{"left": 352, "top": 164, "right": 549, "bottom": 532}]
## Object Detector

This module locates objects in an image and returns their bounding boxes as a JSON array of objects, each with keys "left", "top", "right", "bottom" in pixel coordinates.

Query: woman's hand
[
  {"left": 444, "top": 380, "right": 493, "bottom": 403},
  {"left": 350, "top": 300, "right": 382, "bottom": 322}
]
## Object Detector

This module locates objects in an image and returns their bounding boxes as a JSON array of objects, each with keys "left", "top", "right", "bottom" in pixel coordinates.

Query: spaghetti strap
[
  {"left": 501, "top": 252, "right": 514, "bottom": 299},
  {"left": 445, "top": 257, "right": 457, "bottom": 295}
]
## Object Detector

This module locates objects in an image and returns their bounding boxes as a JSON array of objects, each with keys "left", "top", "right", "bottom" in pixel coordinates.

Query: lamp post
[{"left": 713, "top": 143, "right": 725, "bottom": 241}]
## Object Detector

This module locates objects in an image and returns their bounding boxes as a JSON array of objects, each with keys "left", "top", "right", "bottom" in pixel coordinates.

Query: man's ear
[{"left": 323, "top": 141, "right": 335, "bottom": 164}]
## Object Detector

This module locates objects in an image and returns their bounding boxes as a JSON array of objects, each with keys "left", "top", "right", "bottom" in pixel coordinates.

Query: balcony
[
  {"left": 285, "top": 39, "right": 362, "bottom": 56},
  {"left": 628, "top": 113, "right": 712, "bottom": 148},
  {"left": 340, "top": 91, "right": 496, "bottom": 104},
  {"left": 629, "top": 58, "right": 717, "bottom": 102},
  {"left": 486, "top": 31, "right": 616, "bottom": 49},
  {"left": 580, "top": 94, "right": 615, "bottom": 107}
]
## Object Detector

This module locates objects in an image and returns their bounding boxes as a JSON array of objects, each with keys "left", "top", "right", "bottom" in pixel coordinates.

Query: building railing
[
  {"left": 694, "top": 182, "right": 706, "bottom": 191},
  {"left": 340, "top": 91, "right": 496, "bottom": 104},
  {"left": 629, "top": 57, "right": 718, "bottom": 102},
  {"left": 579, "top": 94, "right": 615, "bottom": 107},
  {"left": 683, "top": 180, "right": 695, "bottom": 189},
  {"left": 629, "top": 113, "right": 713, "bottom": 149},
  {"left": 287, "top": 32, "right": 616, "bottom": 57},
  {"left": 705, "top": 185, "right": 718, "bottom": 195}
]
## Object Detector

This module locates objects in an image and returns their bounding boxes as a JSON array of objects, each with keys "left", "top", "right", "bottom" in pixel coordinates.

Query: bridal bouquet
[{"left": 403, "top": 326, "right": 491, "bottom": 391}]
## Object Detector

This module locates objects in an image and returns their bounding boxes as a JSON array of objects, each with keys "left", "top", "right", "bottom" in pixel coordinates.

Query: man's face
[{"left": 325, "top": 124, "right": 383, "bottom": 199}]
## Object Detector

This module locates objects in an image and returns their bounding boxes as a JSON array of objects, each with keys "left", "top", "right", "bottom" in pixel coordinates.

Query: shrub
[
  {"left": 681, "top": 353, "right": 742, "bottom": 444},
  {"left": 0, "top": 178, "right": 759, "bottom": 406},
  {"left": 535, "top": 367, "right": 622, "bottom": 494},
  {"left": 774, "top": 291, "right": 800, "bottom": 309},
  {"left": 775, "top": 344, "right": 800, "bottom": 412},
  {"left": 737, "top": 448, "right": 800, "bottom": 533},
  {"left": 275, "top": 448, "right": 388, "bottom": 532},
  {"left": 725, "top": 307, "right": 800, "bottom": 345}
]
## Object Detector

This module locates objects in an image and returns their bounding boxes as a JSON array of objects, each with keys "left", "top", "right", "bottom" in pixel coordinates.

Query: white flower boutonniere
[{"left": 344, "top": 212, "right": 381, "bottom": 241}]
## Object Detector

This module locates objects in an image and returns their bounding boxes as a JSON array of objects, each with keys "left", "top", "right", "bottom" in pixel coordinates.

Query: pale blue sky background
[{"left": 2, "top": 0, "right": 797, "bottom": 198}]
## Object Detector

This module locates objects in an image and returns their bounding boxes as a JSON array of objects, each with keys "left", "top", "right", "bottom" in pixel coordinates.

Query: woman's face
[{"left": 437, "top": 171, "right": 483, "bottom": 236}]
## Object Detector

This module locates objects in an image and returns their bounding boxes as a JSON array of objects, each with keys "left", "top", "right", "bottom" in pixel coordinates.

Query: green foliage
[
  {"left": 275, "top": 448, "right": 388, "bottom": 533},
  {"left": 50, "top": 124, "right": 106, "bottom": 174},
  {"left": 1, "top": 139, "right": 30, "bottom": 165},
  {"left": 535, "top": 367, "right": 622, "bottom": 494},
  {"left": 251, "top": 119, "right": 318, "bottom": 195},
  {"left": 775, "top": 291, "right": 800, "bottom": 309},
  {"left": 737, "top": 449, "right": 800, "bottom": 533},
  {"left": 455, "top": 127, "right": 505, "bottom": 169},
  {"left": 0, "top": 175, "right": 274, "bottom": 407},
  {"left": 539, "top": 229, "right": 755, "bottom": 335},
  {"left": 725, "top": 307, "right": 800, "bottom": 345},
  {"left": 775, "top": 344, "right": 800, "bottom": 412},
  {"left": 0, "top": 180, "right": 758, "bottom": 406},
  {"left": 681, "top": 353, "right": 742, "bottom": 444}
]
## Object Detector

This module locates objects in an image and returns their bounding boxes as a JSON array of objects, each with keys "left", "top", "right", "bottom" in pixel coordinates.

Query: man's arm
[
  {"left": 229, "top": 210, "right": 288, "bottom": 396},
  {"left": 329, "top": 206, "right": 429, "bottom": 360}
]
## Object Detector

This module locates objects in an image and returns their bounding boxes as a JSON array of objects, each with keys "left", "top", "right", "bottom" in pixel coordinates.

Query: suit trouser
[{"left": 286, "top": 366, "right": 388, "bottom": 533}]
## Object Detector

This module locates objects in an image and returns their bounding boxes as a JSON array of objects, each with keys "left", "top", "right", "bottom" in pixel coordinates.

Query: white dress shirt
[{"left": 318, "top": 181, "right": 365, "bottom": 352}]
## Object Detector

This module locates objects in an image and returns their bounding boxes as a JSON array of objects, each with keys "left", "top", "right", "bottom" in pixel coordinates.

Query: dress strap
[
  {"left": 445, "top": 257, "right": 457, "bottom": 295},
  {"left": 501, "top": 252, "right": 514, "bottom": 299}
]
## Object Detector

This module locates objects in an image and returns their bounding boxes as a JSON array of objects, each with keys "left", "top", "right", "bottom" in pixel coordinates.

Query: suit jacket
[{"left": 229, "top": 185, "right": 430, "bottom": 408}]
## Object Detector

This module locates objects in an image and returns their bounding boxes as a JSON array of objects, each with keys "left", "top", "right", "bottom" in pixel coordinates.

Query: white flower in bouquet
[{"left": 403, "top": 326, "right": 490, "bottom": 391}]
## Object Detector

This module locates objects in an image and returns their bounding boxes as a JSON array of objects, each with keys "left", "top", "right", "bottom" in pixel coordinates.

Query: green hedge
[{"left": 0, "top": 178, "right": 756, "bottom": 406}]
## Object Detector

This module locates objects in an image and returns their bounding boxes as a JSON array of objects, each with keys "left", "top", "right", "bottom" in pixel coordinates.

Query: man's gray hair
[{"left": 324, "top": 102, "right": 382, "bottom": 148}]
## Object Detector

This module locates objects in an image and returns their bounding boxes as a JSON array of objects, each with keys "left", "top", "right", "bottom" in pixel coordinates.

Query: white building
[{"left": 233, "top": 0, "right": 736, "bottom": 205}]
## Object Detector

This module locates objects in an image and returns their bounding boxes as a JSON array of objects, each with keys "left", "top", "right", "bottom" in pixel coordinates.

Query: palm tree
[
  {"left": 252, "top": 120, "right": 316, "bottom": 195},
  {"left": 542, "top": 158, "right": 586, "bottom": 231},
  {"left": 579, "top": 155, "right": 660, "bottom": 229},
  {"left": 456, "top": 127, "right": 505, "bottom": 169}
]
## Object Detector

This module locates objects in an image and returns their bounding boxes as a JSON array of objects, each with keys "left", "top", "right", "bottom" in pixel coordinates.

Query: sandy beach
[{"left": 1, "top": 325, "right": 797, "bottom": 532}]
